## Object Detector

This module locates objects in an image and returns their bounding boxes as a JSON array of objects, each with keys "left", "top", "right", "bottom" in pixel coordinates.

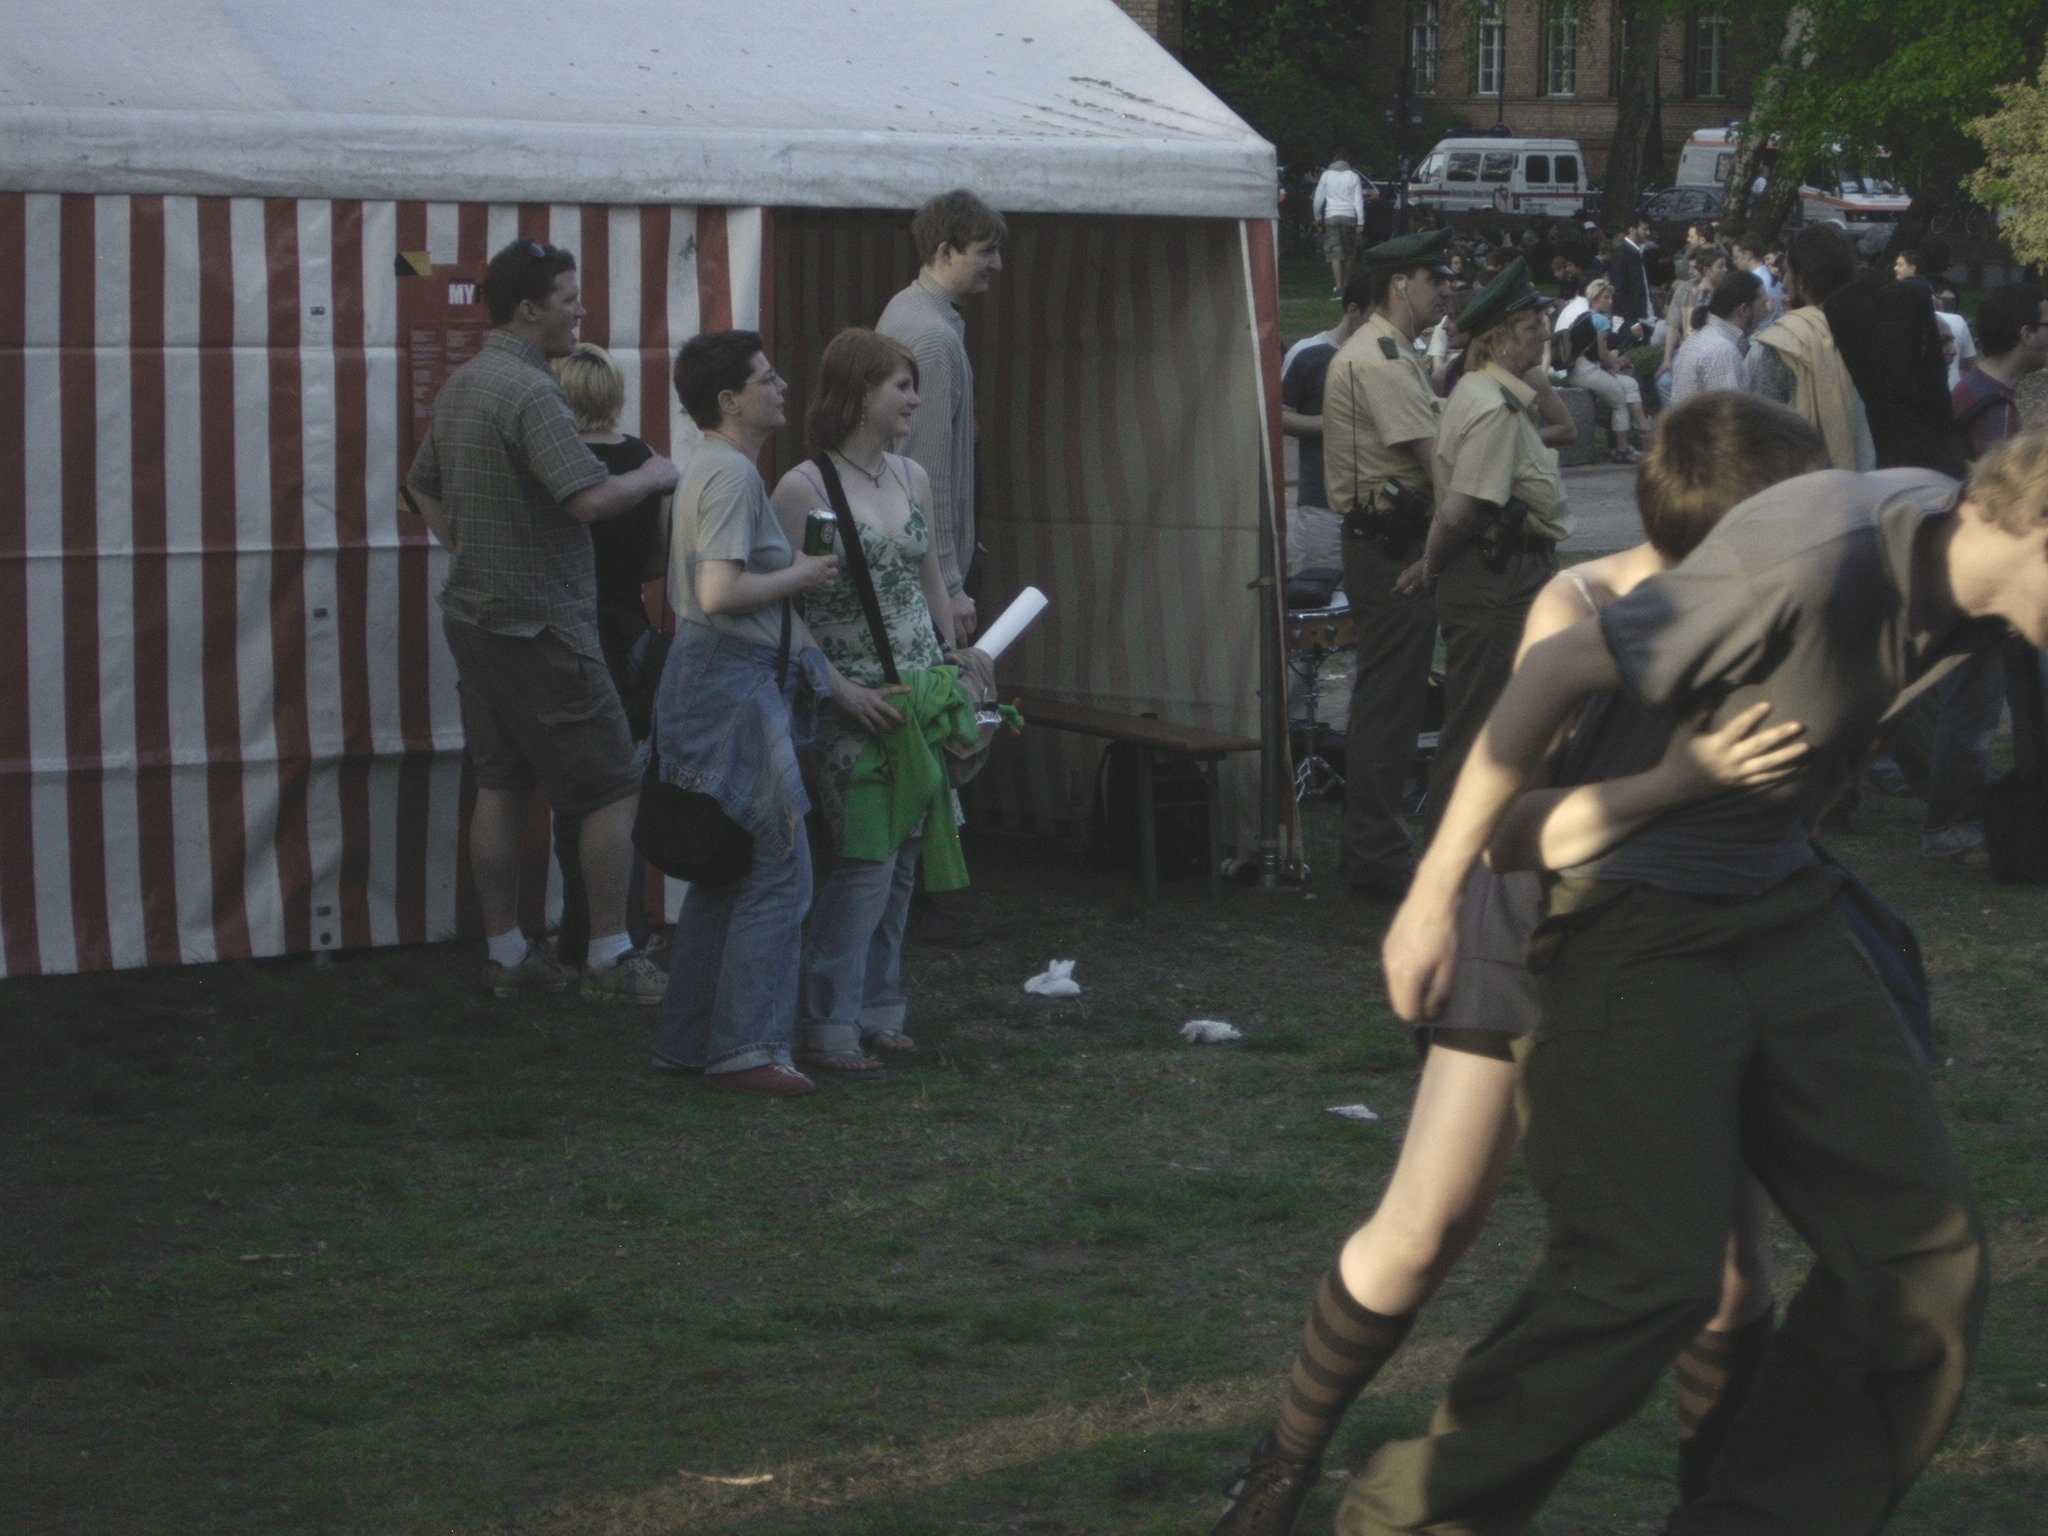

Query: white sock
[
  {"left": 487, "top": 928, "right": 530, "bottom": 968},
  {"left": 585, "top": 932, "right": 633, "bottom": 970}
]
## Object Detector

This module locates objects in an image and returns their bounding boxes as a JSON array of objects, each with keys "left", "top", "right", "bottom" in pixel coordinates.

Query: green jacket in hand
[{"left": 843, "top": 665, "right": 982, "bottom": 890}]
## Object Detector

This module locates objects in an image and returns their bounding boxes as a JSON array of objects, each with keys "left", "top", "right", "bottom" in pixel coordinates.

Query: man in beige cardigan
[{"left": 1748, "top": 223, "right": 1875, "bottom": 469}]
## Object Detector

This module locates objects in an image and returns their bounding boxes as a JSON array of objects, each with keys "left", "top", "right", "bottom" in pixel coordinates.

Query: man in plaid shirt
[{"left": 408, "top": 239, "right": 679, "bottom": 1002}]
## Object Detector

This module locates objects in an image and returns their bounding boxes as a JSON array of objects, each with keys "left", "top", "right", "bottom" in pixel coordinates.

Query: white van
[
  {"left": 1407, "top": 137, "right": 1590, "bottom": 219},
  {"left": 1676, "top": 127, "right": 1910, "bottom": 250}
]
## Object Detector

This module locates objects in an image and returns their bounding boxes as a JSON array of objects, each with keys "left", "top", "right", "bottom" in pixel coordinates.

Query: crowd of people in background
[
  {"left": 1287, "top": 196, "right": 2048, "bottom": 886},
  {"left": 406, "top": 190, "right": 1008, "bottom": 1100}
]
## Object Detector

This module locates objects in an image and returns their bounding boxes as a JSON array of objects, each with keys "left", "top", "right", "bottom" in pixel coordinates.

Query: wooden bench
[{"left": 1010, "top": 692, "right": 1262, "bottom": 901}]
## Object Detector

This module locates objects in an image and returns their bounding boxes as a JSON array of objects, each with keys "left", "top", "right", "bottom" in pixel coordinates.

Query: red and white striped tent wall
[
  {"left": 0, "top": 196, "right": 760, "bottom": 975},
  {"left": 0, "top": 0, "right": 1284, "bottom": 977}
]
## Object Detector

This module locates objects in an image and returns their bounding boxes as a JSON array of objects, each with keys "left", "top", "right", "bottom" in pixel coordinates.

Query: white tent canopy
[
  {"left": 0, "top": 0, "right": 1274, "bottom": 215},
  {"left": 0, "top": 0, "right": 1289, "bottom": 977}
]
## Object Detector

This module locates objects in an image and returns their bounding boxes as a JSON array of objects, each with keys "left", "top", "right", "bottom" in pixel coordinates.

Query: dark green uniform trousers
[
  {"left": 1424, "top": 544, "right": 1554, "bottom": 833},
  {"left": 1338, "top": 866, "right": 1987, "bottom": 1536},
  {"left": 1339, "top": 532, "right": 1437, "bottom": 883}
]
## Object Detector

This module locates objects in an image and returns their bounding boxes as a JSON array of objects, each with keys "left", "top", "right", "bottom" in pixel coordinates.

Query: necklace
[{"left": 833, "top": 447, "right": 887, "bottom": 488}]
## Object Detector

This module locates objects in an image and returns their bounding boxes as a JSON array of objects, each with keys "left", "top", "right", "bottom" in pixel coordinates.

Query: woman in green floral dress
[{"left": 770, "top": 329, "right": 958, "bottom": 1079}]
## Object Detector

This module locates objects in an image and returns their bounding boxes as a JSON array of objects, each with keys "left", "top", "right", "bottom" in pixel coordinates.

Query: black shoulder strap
[{"left": 810, "top": 452, "right": 899, "bottom": 685}]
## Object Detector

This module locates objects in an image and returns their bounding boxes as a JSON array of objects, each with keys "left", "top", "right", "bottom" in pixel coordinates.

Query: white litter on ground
[
  {"left": 1180, "top": 1019, "right": 1242, "bottom": 1043},
  {"left": 1326, "top": 1104, "right": 1381, "bottom": 1122},
  {"left": 1022, "top": 959, "right": 1081, "bottom": 997}
]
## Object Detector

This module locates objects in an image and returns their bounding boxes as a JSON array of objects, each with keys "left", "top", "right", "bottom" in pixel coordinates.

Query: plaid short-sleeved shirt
[{"left": 407, "top": 331, "right": 611, "bottom": 658}]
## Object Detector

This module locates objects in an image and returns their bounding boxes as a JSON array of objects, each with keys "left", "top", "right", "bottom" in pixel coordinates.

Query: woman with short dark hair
[{"left": 647, "top": 332, "right": 841, "bottom": 1098}]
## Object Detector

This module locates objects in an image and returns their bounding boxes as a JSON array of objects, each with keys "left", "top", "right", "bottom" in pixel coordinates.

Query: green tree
[
  {"left": 1182, "top": 0, "right": 1396, "bottom": 210},
  {"left": 1604, "top": 0, "right": 1667, "bottom": 220},
  {"left": 1968, "top": 61, "right": 2048, "bottom": 269},
  {"left": 1719, "top": 0, "right": 2048, "bottom": 246}
]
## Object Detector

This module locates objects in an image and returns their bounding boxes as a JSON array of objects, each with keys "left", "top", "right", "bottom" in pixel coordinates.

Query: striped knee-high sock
[
  {"left": 1272, "top": 1264, "right": 1415, "bottom": 1466},
  {"left": 1674, "top": 1305, "right": 1776, "bottom": 1504}
]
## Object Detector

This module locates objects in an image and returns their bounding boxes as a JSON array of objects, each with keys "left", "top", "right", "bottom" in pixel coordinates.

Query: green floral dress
[{"left": 799, "top": 458, "right": 947, "bottom": 842}]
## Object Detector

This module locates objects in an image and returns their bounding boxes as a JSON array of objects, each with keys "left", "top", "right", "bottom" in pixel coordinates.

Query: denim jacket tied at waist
[{"left": 654, "top": 620, "right": 829, "bottom": 861}]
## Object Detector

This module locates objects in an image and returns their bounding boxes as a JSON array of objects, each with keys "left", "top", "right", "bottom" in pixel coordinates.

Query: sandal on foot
[
  {"left": 864, "top": 1031, "right": 920, "bottom": 1055},
  {"left": 795, "top": 1049, "right": 888, "bottom": 1080}
]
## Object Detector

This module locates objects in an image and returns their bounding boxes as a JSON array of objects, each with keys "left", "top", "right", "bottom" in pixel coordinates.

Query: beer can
[{"left": 803, "top": 509, "right": 838, "bottom": 556}]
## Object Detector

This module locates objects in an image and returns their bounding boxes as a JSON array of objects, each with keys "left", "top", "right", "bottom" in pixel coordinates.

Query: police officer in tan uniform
[
  {"left": 1420, "top": 257, "right": 1575, "bottom": 811},
  {"left": 1324, "top": 229, "right": 1454, "bottom": 899}
]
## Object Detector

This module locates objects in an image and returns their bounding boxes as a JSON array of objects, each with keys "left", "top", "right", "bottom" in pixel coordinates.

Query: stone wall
[{"left": 1109, "top": 0, "right": 1182, "bottom": 53}]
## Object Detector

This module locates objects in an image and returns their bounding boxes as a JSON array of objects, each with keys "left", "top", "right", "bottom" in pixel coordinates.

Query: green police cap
[
  {"left": 1459, "top": 256, "right": 1547, "bottom": 338},
  {"left": 1359, "top": 227, "right": 1455, "bottom": 276}
]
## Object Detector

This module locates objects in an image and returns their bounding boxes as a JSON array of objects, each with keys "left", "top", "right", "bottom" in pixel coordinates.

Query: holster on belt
[
  {"left": 1342, "top": 477, "right": 1433, "bottom": 559},
  {"left": 1476, "top": 495, "right": 1533, "bottom": 574}
]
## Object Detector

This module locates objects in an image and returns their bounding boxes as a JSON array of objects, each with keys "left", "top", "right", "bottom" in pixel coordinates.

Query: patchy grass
[{"left": 1, "top": 791, "right": 2044, "bottom": 1534}]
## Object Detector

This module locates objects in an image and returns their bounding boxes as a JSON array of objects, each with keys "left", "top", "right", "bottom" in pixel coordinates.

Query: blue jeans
[
  {"left": 1922, "top": 646, "right": 2004, "bottom": 852},
  {"left": 797, "top": 837, "right": 921, "bottom": 1057},
  {"left": 652, "top": 832, "right": 813, "bottom": 1075}
]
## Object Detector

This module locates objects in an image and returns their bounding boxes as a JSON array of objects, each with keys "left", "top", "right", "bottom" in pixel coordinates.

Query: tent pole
[{"left": 1255, "top": 472, "right": 1284, "bottom": 888}]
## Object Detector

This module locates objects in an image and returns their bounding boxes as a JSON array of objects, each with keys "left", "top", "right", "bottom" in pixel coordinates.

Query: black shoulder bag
[
  {"left": 631, "top": 602, "right": 790, "bottom": 886},
  {"left": 813, "top": 453, "right": 1003, "bottom": 786}
]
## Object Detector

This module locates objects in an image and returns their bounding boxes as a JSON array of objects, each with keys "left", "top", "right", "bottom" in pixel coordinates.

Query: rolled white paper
[{"left": 972, "top": 585, "right": 1049, "bottom": 663}]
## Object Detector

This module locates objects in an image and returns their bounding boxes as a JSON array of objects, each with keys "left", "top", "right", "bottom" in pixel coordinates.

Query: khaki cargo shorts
[{"left": 443, "top": 617, "right": 640, "bottom": 819}]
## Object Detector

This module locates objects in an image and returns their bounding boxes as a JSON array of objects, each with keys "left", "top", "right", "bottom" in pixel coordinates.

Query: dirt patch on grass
[{"left": 513, "top": 1336, "right": 1489, "bottom": 1535}]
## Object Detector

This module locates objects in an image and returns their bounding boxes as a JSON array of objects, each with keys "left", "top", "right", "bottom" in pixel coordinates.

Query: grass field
[{"left": 4, "top": 787, "right": 2045, "bottom": 1535}]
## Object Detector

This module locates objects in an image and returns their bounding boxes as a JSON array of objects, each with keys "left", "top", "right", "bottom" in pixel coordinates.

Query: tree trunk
[
  {"left": 1604, "top": 0, "right": 1664, "bottom": 221},
  {"left": 1719, "top": 5, "right": 1813, "bottom": 234}
]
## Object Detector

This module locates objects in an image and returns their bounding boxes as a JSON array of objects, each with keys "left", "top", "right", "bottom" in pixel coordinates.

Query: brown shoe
[
  {"left": 704, "top": 1064, "right": 817, "bottom": 1098},
  {"left": 1212, "top": 1434, "right": 1320, "bottom": 1535}
]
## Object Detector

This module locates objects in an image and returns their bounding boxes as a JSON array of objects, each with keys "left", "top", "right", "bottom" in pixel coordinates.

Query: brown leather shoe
[
  {"left": 1212, "top": 1434, "right": 1320, "bottom": 1535},
  {"left": 704, "top": 1064, "right": 817, "bottom": 1098}
]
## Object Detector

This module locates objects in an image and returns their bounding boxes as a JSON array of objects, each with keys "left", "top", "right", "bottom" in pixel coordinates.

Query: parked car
[{"left": 1636, "top": 184, "right": 1726, "bottom": 247}]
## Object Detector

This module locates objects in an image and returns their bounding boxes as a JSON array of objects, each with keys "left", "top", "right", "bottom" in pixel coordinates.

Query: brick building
[
  {"left": 1374, "top": 0, "right": 1762, "bottom": 182},
  {"left": 1110, "top": 0, "right": 1183, "bottom": 53}
]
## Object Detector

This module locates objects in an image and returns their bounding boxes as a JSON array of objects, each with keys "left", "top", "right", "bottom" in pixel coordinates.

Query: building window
[
  {"left": 1546, "top": 8, "right": 1578, "bottom": 98},
  {"left": 1693, "top": 12, "right": 1728, "bottom": 99},
  {"left": 1409, "top": 2, "right": 1440, "bottom": 96},
  {"left": 1475, "top": 3, "right": 1505, "bottom": 97}
]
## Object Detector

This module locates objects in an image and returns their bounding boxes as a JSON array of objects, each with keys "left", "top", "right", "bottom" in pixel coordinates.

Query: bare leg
[
  {"left": 575, "top": 790, "right": 639, "bottom": 940},
  {"left": 470, "top": 786, "right": 530, "bottom": 937},
  {"left": 1339, "top": 1041, "right": 1522, "bottom": 1315},
  {"left": 1216, "top": 1041, "right": 1523, "bottom": 1535}
]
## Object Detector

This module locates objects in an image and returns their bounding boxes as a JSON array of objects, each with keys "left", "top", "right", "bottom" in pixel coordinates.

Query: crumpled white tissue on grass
[
  {"left": 1180, "top": 1019, "right": 1242, "bottom": 1044},
  {"left": 1023, "top": 959, "right": 1081, "bottom": 997},
  {"left": 1326, "top": 1104, "right": 1381, "bottom": 1122}
]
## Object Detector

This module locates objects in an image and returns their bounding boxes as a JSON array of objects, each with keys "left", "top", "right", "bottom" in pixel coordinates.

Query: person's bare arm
[
  {"left": 913, "top": 465, "right": 959, "bottom": 653},
  {"left": 1490, "top": 702, "right": 1809, "bottom": 873},
  {"left": 695, "top": 554, "right": 837, "bottom": 617},
  {"left": 565, "top": 456, "right": 680, "bottom": 524},
  {"left": 1381, "top": 619, "right": 1621, "bottom": 1021},
  {"left": 1526, "top": 366, "right": 1577, "bottom": 448},
  {"left": 1283, "top": 409, "right": 1322, "bottom": 438},
  {"left": 1420, "top": 489, "right": 1490, "bottom": 584}
]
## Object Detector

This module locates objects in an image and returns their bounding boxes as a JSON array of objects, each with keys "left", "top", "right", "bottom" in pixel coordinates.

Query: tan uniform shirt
[
  {"left": 1433, "top": 363, "right": 1571, "bottom": 542},
  {"left": 1322, "top": 313, "right": 1442, "bottom": 514}
]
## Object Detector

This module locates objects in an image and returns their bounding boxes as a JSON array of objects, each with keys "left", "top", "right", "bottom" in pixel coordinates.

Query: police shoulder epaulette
[{"left": 1378, "top": 337, "right": 1401, "bottom": 360}]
